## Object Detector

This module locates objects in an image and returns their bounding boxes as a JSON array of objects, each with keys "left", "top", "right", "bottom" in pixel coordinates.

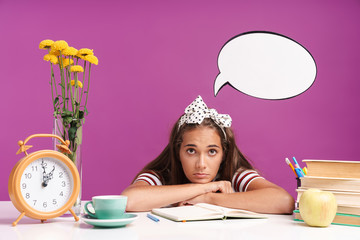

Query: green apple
[{"left": 299, "top": 188, "right": 337, "bottom": 227}]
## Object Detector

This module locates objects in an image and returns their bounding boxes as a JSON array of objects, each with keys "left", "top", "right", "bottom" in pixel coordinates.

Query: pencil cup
[{"left": 296, "top": 177, "right": 301, "bottom": 188}]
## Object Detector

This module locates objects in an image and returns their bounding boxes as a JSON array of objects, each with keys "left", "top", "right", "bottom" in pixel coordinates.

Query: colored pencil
[{"left": 285, "top": 158, "right": 296, "bottom": 175}]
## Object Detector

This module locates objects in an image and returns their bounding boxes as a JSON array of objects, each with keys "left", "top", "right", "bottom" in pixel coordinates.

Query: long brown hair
[{"left": 135, "top": 117, "right": 254, "bottom": 185}]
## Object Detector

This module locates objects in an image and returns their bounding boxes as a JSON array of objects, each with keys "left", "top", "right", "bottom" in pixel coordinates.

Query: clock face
[{"left": 20, "top": 157, "right": 74, "bottom": 212}]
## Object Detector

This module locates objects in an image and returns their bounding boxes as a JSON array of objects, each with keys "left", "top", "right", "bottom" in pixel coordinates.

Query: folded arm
[
  {"left": 184, "top": 178, "right": 295, "bottom": 214},
  {"left": 121, "top": 180, "right": 232, "bottom": 212}
]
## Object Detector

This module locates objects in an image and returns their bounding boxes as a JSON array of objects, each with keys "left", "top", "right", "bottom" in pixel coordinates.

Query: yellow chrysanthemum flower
[
  {"left": 70, "top": 65, "right": 84, "bottom": 72},
  {"left": 49, "top": 55, "right": 59, "bottom": 64},
  {"left": 51, "top": 40, "right": 69, "bottom": 51},
  {"left": 43, "top": 54, "right": 51, "bottom": 61},
  {"left": 71, "top": 80, "right": 83, "bottom": 88},
  {"left": 61, "top": 58, "right": 74, "bottom": 67},
  {"left": 49, "top": 48, "right": 60, "bottom": 56},
  {"left": 62, "top": 47, "right": 78, "bottom": 56},
  {"left": 77, "top": 48, "right": 94, "bottom": 58},
  {"left": 39, "top": 39, "right": 54, "bottom": 49},
  {"left": 84, "top": 55, "right": 99, "bottom": 65}
]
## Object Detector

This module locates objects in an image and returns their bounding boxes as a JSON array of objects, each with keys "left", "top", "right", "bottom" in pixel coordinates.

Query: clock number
[
  {"left": 53, "top": 199, "right": 57, "bottom": 205},
  {"left": 25, "top": 193, "right": 30, "bottom": 199},
  {"left": 32, "top": 166, "right": 38, "bottom": 171},
  {"left": 61, "top": 181, "right": 66, "bottom": 187},
  {"left": 22, "top": 183, "right": 27, "bottom": 189},
  {"left": 59, "top": 172, "right": 63, "bottom": 178},
  {"left": 33, "top": 200, "right": 37, "bottom": 206},
  {"left": 60, "top": 191, "right": 64, "bottom": 196},
  {"left": 43, "top": 202, "right": 47, "bottom": 208},
  {"left": 25, "top": 173, "right": 32, "bottom": 179}
]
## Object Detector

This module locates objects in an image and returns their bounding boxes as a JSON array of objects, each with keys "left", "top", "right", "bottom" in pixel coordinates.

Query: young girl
[{"left": 122, "top": 96, "right": 294, "bottom": 214}]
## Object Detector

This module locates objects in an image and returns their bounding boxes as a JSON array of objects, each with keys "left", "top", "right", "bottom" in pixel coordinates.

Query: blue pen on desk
[
  {"left": 147, "top": 213, "right": 160, "bottom": 222},
  {"left": 293, "top": 157, "right": 305, "bottom": 177}
]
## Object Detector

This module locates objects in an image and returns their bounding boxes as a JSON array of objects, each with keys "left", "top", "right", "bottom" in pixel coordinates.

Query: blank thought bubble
[{"left": 214, "top": 31, "right": 317, "bottom": 100}]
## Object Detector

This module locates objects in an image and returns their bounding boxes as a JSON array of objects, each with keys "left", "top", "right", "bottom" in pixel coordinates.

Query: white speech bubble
[{"left": 214, "top": 31, "right": 317, "bottom": 99}]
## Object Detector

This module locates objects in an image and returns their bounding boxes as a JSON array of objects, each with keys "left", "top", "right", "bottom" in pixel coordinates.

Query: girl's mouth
[{"left": 194, "top": 173, "right": 209, "bottom": 178}]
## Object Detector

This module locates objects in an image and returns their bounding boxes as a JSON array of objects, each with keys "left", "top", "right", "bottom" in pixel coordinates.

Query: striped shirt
[
  {"left": 231, "top": 168, "right": 263, "bottom": 192},
  {"left": 134, "top": 169, "right": 263, "bottom": 192}
]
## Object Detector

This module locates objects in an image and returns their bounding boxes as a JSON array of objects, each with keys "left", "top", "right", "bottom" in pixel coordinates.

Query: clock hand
[
  {"left": 42, "top": 166, "right": 55, "bottom": 187},
  {"left": 41, "top": 160, "right": 47, "bottom": 175},
  {"left": 47, "top": 166, "right": 55, "bottom": 181},
  {"left": 41, "top": 160, "right": 48, "bottom": 187},
  {"left": 42, "top": 175, "right": 49, "bottom": 187}
]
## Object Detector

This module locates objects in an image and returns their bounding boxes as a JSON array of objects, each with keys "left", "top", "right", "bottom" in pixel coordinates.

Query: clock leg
[
  {"left": 69, "top": 209, "right": 79, "bottom": 222},
  {"left": 12, "top": 212, "right": 26, "bottom": 226}
]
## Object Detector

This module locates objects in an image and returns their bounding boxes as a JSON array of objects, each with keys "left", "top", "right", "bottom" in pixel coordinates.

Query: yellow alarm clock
[{"left": 8, "top": 134, "right": 81, "bottom": 226}]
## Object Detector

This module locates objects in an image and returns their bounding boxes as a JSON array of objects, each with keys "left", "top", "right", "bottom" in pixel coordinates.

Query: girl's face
[{"left": 179, "top": 126, "right": 224, "bottom": 184}]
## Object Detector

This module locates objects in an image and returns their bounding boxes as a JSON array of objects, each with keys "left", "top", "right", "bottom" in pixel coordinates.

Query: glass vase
[{"left": 53, "top": 116, "right": 83, "bottom": 216}]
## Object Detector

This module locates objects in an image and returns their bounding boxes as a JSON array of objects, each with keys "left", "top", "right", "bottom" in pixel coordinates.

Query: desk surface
[{"left": 0, "top": 201, "right": 358, "bottom": 240}]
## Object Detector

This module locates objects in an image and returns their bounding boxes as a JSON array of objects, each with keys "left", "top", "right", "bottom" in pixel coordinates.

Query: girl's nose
[{"left": 195, "top": 154, "right": 206, "bottom": 170}]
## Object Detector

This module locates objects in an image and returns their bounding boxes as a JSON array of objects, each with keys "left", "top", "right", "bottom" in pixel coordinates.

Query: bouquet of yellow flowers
[{"left": 39, "top": 39, "right": 98, "bottom": 163}]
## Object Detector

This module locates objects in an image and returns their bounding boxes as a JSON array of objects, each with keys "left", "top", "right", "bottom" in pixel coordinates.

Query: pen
[
  {"left": 292, "top": 157, "right": 305, "bottom": 177},
  {"left": 147, "top": 213, "right": 160, "bottom": 222},
  {"left": 294, "top": 168, "right": 304, "bottom": 178},
  {"left": 302, "top": 167, "right": 308, "bottom": 175},
  {"left": 285, "top": 158, "right": 296, "bottom": 175}
]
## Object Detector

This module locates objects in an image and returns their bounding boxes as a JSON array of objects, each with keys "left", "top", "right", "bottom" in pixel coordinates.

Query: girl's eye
[
  {"left": 186, "top": 148, "right": 196, "bottom": 154},
  {"left": 209, "top": 149, "right": 217, "bottom": 156}
]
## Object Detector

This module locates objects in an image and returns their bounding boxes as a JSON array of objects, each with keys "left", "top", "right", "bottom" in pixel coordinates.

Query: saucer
[{"left": 81, "top": 213, "right": 138, "bottom": 228}]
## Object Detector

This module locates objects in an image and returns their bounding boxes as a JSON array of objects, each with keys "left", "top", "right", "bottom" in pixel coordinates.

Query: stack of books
[{"left": 294, "top": 159, "right": 360, "bottom": 227}]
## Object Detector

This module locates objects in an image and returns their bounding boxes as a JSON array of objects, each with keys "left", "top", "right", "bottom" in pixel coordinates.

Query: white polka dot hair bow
[{"left": 178, "top": 96, "right": 232, "bottom": 130}]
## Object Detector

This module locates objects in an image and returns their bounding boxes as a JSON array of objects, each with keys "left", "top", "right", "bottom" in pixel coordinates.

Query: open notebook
[{"left": 151, "top": 203, "right": 267, "bottom": 222}]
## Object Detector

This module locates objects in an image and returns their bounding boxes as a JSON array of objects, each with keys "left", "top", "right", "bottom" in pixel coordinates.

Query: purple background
[{"left": 1, "top": 0, "right": 360, "bottom": 201}]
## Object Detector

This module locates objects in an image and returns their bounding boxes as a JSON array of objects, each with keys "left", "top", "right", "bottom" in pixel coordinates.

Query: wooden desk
[{"left": 0, "top": 201, "right": 358, "bottom": 240}]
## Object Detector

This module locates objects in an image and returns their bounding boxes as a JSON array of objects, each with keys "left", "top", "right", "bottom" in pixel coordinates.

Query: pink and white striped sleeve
[
  {"left": 232, "top": 169, "right": 263, "bottom": 192},
  {"left": 134, "top": 171, "right": 163, "bottom": 186}
]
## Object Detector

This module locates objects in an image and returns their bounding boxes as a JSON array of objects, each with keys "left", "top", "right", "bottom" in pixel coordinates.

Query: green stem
[
  {"left": 65, "top": 59, "right": 69, "bottom": 110},
  {"left": 84, "top": 63, "right": 91, "bottom": 111},
  {"left": 48, "top": 49, "right": 58, "bottom": 112},
  {"left": 58, "top": 51, "right": 66, "bottom": 112},
  {"left": 69, "top": 74, "right": 75, "bottom": 113},
  {"left": 51, "top": 64, "right": 57, "bottom": 96},
  {"left": 79, "top": 61, "right": 87, "bottom": 104},
  {"left": 74, "top": 73, "right": 79, "bottom": 118},
  {"left": 49, "top": 65, "right": 54, "bottom": 108}
]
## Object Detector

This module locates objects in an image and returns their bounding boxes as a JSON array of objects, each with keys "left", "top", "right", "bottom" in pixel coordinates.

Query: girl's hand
[
  {"left": 177, "top": 181, "right": 233, "bottom": 206},
  {"left": 204, "top": 181, "right": 233, "bottom": 194}
]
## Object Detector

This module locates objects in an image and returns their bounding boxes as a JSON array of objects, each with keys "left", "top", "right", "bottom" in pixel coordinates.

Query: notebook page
[
  {"left": 196, "top": 203, "right": 267, "bottom": 218},
  {"left": 152, "top": 205, "right": 223, "bottom": 221}
]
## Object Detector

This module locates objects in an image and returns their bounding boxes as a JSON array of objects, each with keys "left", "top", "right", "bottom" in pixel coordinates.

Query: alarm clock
[{"left": 8, "top": 134, "right": 81, "bottom": 226}]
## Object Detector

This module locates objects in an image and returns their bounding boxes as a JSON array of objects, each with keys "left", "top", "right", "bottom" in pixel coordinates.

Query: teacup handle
[{"left": 84, "top": 201, "right": 97, "bottom": 218}]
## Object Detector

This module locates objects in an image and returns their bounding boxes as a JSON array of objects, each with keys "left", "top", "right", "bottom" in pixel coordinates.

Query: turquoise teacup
[{"left": 84, "top": 195, "right": 128, "bottom": 219}]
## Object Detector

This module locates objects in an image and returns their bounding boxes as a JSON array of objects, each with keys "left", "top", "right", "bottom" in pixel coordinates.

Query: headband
[{"left": 178, "top": 96, "right": 232, "bottom": 136}]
